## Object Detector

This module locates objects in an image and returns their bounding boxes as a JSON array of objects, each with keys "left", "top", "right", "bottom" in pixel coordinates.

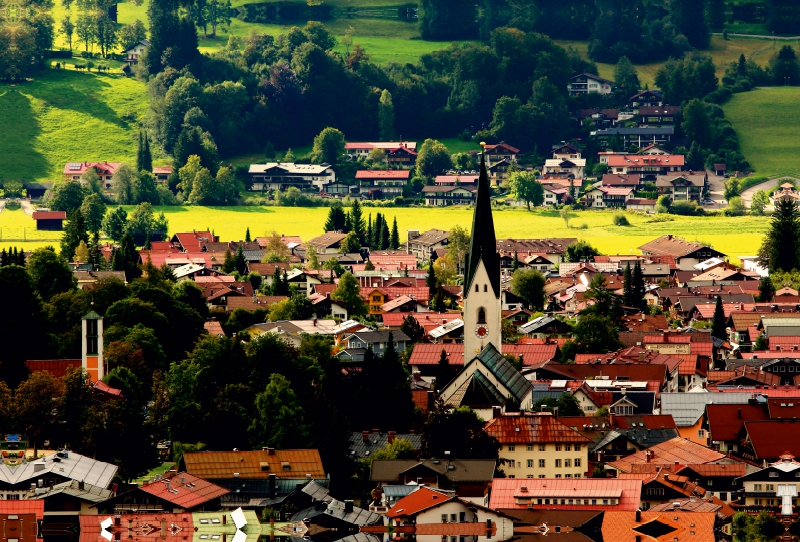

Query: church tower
[
  {"left": 463, "top": 143, "right": 501, "bottom": 357},
  {"left": 81, "top": 309, "right": 105, "bottom": 382}
]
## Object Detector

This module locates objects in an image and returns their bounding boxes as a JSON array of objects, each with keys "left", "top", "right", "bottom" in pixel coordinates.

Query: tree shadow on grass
[
  {"left": 0, "top": 89, "right": 50, "bottom": 184},
  {"left": 26, "top": 70, "right": 130, "bottom": 129}
]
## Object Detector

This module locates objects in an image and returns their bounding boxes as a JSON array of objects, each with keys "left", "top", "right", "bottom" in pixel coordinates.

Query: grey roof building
[
  {"left": 348, "top": 431, "right": 422, "bottom": 460},
  {"left": 0, "top": 451, "right": 117, "bottom": 491},
  {"left": 659, "top": 392, "right": 752, "bottom": 427}
]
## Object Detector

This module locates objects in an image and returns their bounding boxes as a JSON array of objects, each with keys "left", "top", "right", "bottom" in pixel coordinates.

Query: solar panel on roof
[{"left": 68, "top": 163, "right": 82, "bottom": 170}]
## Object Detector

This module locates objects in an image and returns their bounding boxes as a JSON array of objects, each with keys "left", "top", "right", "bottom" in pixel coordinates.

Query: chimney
[
  {"left": 492, "top": 406, "right": 501, "bottom": 419},
  {"left": 166, "top": 481, "right": 170, "bottom": 490},
  {"left": 79, "top": 480, "right": 85, "bottom": 491},
  {"left": 362, "top": 431, "right": 370, "bottom": 443},
  {"left": 269, "top": 473, "right": 276, "bottom": 499},
  {"left": 344, "top": 500, "right": 354, "bottom": 513},
  {"left": 373, "top": 428, "right": 380, "bottom": 435},
  {"left": 388, "top": 431, "right": 396, "bottom": 444},
  {"left": 636, "top": 510, "right": 641, "bottom": 522},
  {"left": 267, "top": 447, "right": 275, "bottom": 455},
  {"left": 553, "top": 407, "right": 559, "bottom": 419}
]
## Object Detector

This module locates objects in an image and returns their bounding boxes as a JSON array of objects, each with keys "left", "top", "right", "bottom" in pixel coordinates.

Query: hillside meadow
[
  {"left": 723, "top": 87, "right": 800, "bottom": 176},
  {"left": 0, "top": 206, "right": 770, "bottom": 259}
]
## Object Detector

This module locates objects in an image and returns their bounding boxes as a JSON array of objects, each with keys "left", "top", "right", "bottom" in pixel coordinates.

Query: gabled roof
[
  {"left": 489, "top": 478, "right": 642, "bottom": 511},
  {"left": 659, "top": 392, "right": 751, "bottom": 426},
  {"left": 603, "top": 511, "right": 716, "bottom": 542},
  {"left": 355, "top": 170, "right": 411, "bottom": 180},
  {"left": 370, "top": 459, "right": 497, "bottom": 483},
  {"left": 743, "top": 420, "right": 800, "bottom": 459},
  {"left": 571, "top": 72, "right": 614, "bottom": 85},
  {"left": 386, "top": 486, "right": 454, "bottom": 518},
  {"left": 32, "top": 211, "right": 67, "bottom": 220},
  {"left": 467, "top": 343, "right": 532, "bottom": 402},
  {"left": 134, "top": 472, "right": 229, "bottom": 509},
  {"left": 35, "top": 479, "right": 113, "bottom": 503},
  {"left": 248, "top": 163, "right": 332, "bottom": 175},
  {"left": 0, "top": 451, "right": 117, "bottom": 488},
  {"left": 183, "top": 449, "right": 326, "bottom": 479},
  {"left": 638, "top": 236, "right": 724, "bottom": 258},
  {"left": 484, "top": 412, "right": 592, "bottom": 444},
  {"left": 705, "top": 403, "right": 767, "bottom": 441},
  {"left": 606, "top": 438, "right": 726, "bottom": 473}
]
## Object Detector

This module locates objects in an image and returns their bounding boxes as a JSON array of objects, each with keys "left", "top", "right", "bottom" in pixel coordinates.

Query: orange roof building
[
  {"left": 606, "top": 437, "right": 726, "bottom": 473},
  {"left": 182, "top": 449, "right": 326, "bottom": 480},
  {"left": 489, "top": 478, "right": 642, "bottom": 511}
]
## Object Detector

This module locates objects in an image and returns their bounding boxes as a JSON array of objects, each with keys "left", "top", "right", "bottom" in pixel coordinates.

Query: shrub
[
  {"left": 394, "top": 196, "right": 405, "bottom": 206},
  {"left": 613, "top": 212, "right": 630, "bottom": 226},
  {"left": 669, "top": 200, "right": 704, "bottom": 216},
  {"left": 577, "top": 222, "right": 588, "bottom": 229}
]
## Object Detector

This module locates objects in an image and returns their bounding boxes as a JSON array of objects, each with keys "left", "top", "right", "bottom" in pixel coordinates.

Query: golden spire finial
[{"left": 480, "top": 141, "right": 486, "bottom": 149}]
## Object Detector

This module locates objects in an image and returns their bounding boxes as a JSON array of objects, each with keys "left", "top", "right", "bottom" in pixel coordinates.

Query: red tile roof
[
  {"left": 488, "top": 478, "right": 642, "bottom": 511},
  {"left": 204, "top": 320, "right": 225, "bottom": 336},
  {"left": 355, "top": 170, "right": 411, "bottom": 180},
  {"left": 32, "top": 211, "right": 67, "bottom": 220},
  {"left": 606, "top": 154, "right": 685, "bottom": 167},
  {"left": 0, "top": 499, "right": 44, "bottom": 518},
  {"left": 386, "top": 486, "right": 455, "bottom": 518},
  {"left": 744, "top": 420, "right": 800, "bottom": 459},
  {"left": 606, "top": 438, "right": 726, "bottom": 473},
  {"left": 705, "top": 404, "right": 767, "bottom": 441},
  {"left": 602, "top": 511, "right": 715, "bottom": 542},
  {"left": 544, "top": 363, "right": 668, "bottom": 384},
  {"left": 137, "top": 472, "right": 228, "bottom": 509},
  {"left": 25, "top": 359, "right": 81, "bottom": 378},
  {"left": 62, "top": 161, "right": 121, "bottom": 175},
  {"left": 183, "top": 449, "right": 326, "bottom": 479},
  {"left": 484, "top": 413, "right": 592, "bottom": 444},
  {"left": 381, "top": 312, "right": 458, "bottom": 328},
  {"left": 408, "top": 344, "right": 558, "bottom": 366}
]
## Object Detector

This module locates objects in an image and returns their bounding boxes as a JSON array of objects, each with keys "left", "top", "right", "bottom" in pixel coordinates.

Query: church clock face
[{"left": 475, "top": 325, "right": 490, "bottom": 339}]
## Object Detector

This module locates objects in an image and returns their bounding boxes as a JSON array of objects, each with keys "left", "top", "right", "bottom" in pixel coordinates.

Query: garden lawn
[
  {"left": 118, "top": 206, "right": 769, "bottom": 260},
  {"left": 0, "top": 209, "right": 65, "bottom": 251},
  {"left": 555, "top": 36, "right": 786, "bottom": 87},
  {"left": 0, "top": 69, "right": 160, "bottom": 185},
  {"left": 723, "top": 87, "right": 800, "bottom": 176}
]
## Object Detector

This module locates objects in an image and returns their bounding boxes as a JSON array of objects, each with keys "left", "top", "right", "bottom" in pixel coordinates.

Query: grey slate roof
[
  {"left": 35, "top": 479, "right": 114, "bottom": 502},
  {"left": 659, "top": 392, "right": 752, "bottom": 426},
  {"left": 0, "top": 452, "right": 117, "bottom": 489},
  {"left": 370, "top": 459, "right": 497, "bottom": 483},
  {"left": 475, "top": 343, "right": 532, "bottom": 402},
  {"left": 348, "top": 432, "right": 422, "bottom": 459},
  {"left": 348, "top": 331, "right": 410, "bottom": 344},
  {"left": 291, "top": 499, "right": 381, "bottom": 526}
]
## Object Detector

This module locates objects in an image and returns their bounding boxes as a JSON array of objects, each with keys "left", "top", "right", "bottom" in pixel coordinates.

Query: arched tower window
[
  {"left": 478, "top": 307, "right": 486, "bottom": 324},
  {"left": 484, "top": 284, "right": 488, "bottom": 292},
  {"left": 475, "top": 284, "right": 479, "bottom": 292}
]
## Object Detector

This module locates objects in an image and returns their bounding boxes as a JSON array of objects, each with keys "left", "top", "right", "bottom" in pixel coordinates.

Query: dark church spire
[{"left": 464, "top": 142, "right": 500, "bottom": 297}]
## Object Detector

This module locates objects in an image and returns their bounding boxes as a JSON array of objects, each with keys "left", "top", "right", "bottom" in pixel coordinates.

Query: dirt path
[{"left": 19, "top": 199, "right": 34, "bottom": 216}]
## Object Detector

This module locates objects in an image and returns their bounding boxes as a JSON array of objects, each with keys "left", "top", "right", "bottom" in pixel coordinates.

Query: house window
[
  {"left": 769, "top": 472, "right": 778, "bottom": 478},
  {"left": 527, "top": 445, "right": 534, "bottom": 451},
  {"left": 555, "top": 444, "right": 562, "bottom": 451},
  {"left": 766, "top": 484, "right": 774, "bottom": 491},
  {"left": 450, "top": 514, "right": 457, "bottom": 522},
  {"left": 754, "top": 499, "right": 762, "bottom": 505},
  {"left": 575, "top": 444, "right": 581, "bottom": 451},
  {"left": 754, "top": 484, "right": 763, "bottom": 491},
  {"left": 698, "top": 430, "right": 705, "bottom": 438},
  {"left": 475, "top": 285, "right": 479, "bottom": 292},
  {"left": 442, "top": 515, "right": 448, "bottom": 523},
  {"left": 527, "top": 460, "right": 534, "bottom": 468},
  {"left": 484, "top": 284, "right": 487, "bottom": 292},
  {"left": 555, "top": 459, "right": 562, "bottom": 468},
  {"left": 539, "top": 444, "right": 546, "bottom": 451},
  {"left": 478, "top": 308, "right": 486, "bottom": 324},
  {"left": 555, "top": 474, "right": 562, "bottom": 478},
  {"left": 565, "top": 459, "right": 571, "bottom": 468},
  {"left": 575, "top": 459, "right": 581, "bottom": 467},
  {"left": 539, "top": 459, "right": 545, "bottom": 468},
  {"left": 508, "top": 445, "right": 515, "bottom": 451},
  {"left": 565, "top": 445, "right": 571, "bottom": 451},
  {"left": 575, "top": 474, "right": 581, "bottom": 478},
  {"left": 527, "top": 475, "right": 534, "bottom": 479}
]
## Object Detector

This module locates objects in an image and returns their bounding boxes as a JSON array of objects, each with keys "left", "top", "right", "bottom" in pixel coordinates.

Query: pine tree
[
  {"left": 632, "top": 261, "right": 646, "bottom": 311},
  {"left": 512, "top": 252, "right": 520, "bottom": 272},
  {"left": 427, "top": 262, "right": 437, "bottom": 295},
  {"left": 366, "top": 214, "right": 373, "bottom": 248},
  {"left": 234, "top": 245, "right": 247, "bottom": 275},
  {"left": 0, "top": 249, "right": 6, "bottom": 267},
  {"left": 114, "top": 232, "right": 141, "bottom": 281},
  {"left": 61, "top": 209, "right": 89, "bottom": 261},
  {"left": 380, "top": 219, "right": 390, "bottom": 250},
  {"left": 390, "top": 217, "right": 400, "bottom": 250},
  {"left": 222, "top": 249, "right": 235, "bottom": 273},
  {"left": 245, "top": 227, "right": 251, "bottom": 243},
  {"left": 758, "top": 275, "right": 775, "bottom": 302},
  {"left": 712, "top": 296, "right": 727, "bottom": 340},
  {"left": 762, "top": 199, "right": 800, "bottom": 272},
  {"left": 271, "top": 267, "right": 282, "bottom": 295},
  {"left": 623, "top": 263, "right": 633, "bottom": 307},
  {"left": 142, "top": 132, "right": 153, "bottom": 172},
  {"left": 136, "top": 131, "right": 144, "bottom": 172},
  {"left": 372, "top": 213, "right": 383, "bottom": 247},
  {"left": 349, "top": 200, "right": 366, "bottom": 244}
]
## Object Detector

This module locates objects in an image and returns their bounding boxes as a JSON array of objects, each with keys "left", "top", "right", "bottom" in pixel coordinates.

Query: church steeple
[
  {"left": 464, "top": 143, "right": 499, "bottom": 297},
  {"left": 462, "top": 143, "right": 501, "bottom": 356}
]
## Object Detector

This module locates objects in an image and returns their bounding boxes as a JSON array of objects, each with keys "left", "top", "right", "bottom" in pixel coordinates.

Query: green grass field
[
  {"left": 724, "top": 87, "right": 800, "bottom": 176},
  {"left": 0, "top": 205, "right": 770, "bottom": 257},
  {"left": 556, "top": 35, "right": 788, "bottom": 87},
  {"left": 0, "top": 70, "right": 160, "bottom": 185}
]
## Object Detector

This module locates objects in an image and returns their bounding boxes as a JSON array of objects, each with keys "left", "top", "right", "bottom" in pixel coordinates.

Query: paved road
[
  {"left": 712, "top": 32, "right": 800, "bottom": 40},
  {"left": 739, "top": 176, "right": 800, "bottom": 208},
  {"left": 19, "top": 199, "right": 34, "bottom": 216}
]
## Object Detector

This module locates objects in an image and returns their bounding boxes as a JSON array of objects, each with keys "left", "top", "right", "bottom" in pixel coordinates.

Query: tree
[
  {"left": 686, "top": 141, "right": 705, "bottom": 171},
  {"left": 27, "top": 247, "right": 76, "bottom": 301},
  {"left": 754, "top": 333, "right": 768, "bottom": 351},
  {"left": 573, "top": 313, "right": 623, "bottom": 353},
  {"left": 137, "top": 131, "right": 153, "bottom": 173},
  {"left": 534, "top": 393, "right": 583, "bottom": 416},
  {"left": 311, "top": 127, "right": 345, "bottom": 165},
  {"left": 249, "top": 374, "right": 309, "bottom": 448},
  {"left": 114, "top": 163, "right": 137, "bottom": 205},
  {"left": 331, "top": 271, "right": 367, "bottom": 317},
  {"left": 416, "top": 139, "right": 452, "bottom": 178},
  {"left": 724, "top": 178, "right": 741, "bottom": 200},
  {"left": 623, "top": 263, "right": 633, "bottom": 308},
  {"left": 234, "top": 246, "right": 247, "bottom": 275},
  {"left": 113, "top": 232, "right": 141, "bottom": 281},
  {"left": 349, "top": 200, "right": 366, "bottom": 244},
  {"left": 401, "top": 314, "right": 425, "bottom": 343},
  {"left": 672, "top": 0, "right": 711, "bottom": 49},
  {"left": 95, "top": 15, "right": 118, "bottom": 58},
  {"left": 614, "top": 56, "right": 640, "bottom": 98},
  {"left": 421, "top": 404, "right": 500, "bottom": 459},
  {"left": 76, "top": 14, "right": 96, "bottom": 52},
  {"left": 60, "top": 16, "right": 75, "bottom": 52},
  {"left": 80, "top": 193, "right": 107, "bottom": 235},
  {"left": 682, "top": 99, "right": 712, "bottom": 149},
  {"left": 760, "top": 199, "right": 800, "bottom": 272},
  {"left": 119, "top": 19, "right": 147, "bottom": 51},
  {"left": 307, "top": 246, "right": 320, "bottom": 270},
  {"left": 390, "top": 217, "right": 400, "bottom": 250},
  {"left": 62, "top": 210, "right": 89, "bottom": 261},
  {"left": 751, "top": 190, "right": 770, "bottom": 215},
  {"left": 770, "top": 45, "right": 800, "bottom": 85},
  {"left": 369, "top": 148, "right": 387, "bottom": 163},
  {"left": 631, "top": 261, "right": 646, "bottom": 311},
  {"left": 426, "top": 261, "right": 438, "bottom": 294},
  {"left": 712, "top": 295, "right": 727, "bottom": 340},
  {"left": 50, "top": 182, "right": 85, "bottom": 214},
  {"left": 724, "top": 196, "right": 746, "bottom": 217},
  {"left": 560, "top": 205, "right": 574, "bottom": 228},
  {"left": 245, "top": 228, "right": 251, "bottom": 243},
  {"left": 103, "top": 206, "right": 128, "bottom": 242},
  {"left": 263, "top": 232, "right": 290, "bottom": 263},
  {"left": 378, "top": 89, "right": 395, "bottom": 140},
  {"left": 323, "top": 203, "right": 347, "bottom": 232},
  {"left": 758, "top": 275, "right": 775, "bottom": 302},
  {"left": 508, "top": 171, "right": 544, "bottom": 210},
  {"left": 448, "top": 224, "right": 469, "bottom": 272},
  {"left": 565, "top": 240, "right": 599, "bottom": 262},
  {"left": 433, "top": 252, "right": 457, "bottom": 286},
  {"left": 74, "top": 240, "right": 90, "bottom": 262},
  {"left": 16, "top": 371, "right": 64, "bottom": 456},
  {"left": 510, "top": 268, "right": 546, "bottom": 310},
  {"left": 339, "top": 231, "right": 361, "bottom": 254}
]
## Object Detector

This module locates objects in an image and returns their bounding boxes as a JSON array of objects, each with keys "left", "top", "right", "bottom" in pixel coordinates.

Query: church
[{"left": 437, "top": 144, "right": 535, "bottom": 419}]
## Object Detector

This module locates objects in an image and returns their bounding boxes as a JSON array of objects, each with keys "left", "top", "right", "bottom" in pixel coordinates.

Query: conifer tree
[
  {"left": 142, "top": 132, "right": 153, "bottom": 172},
  {"left": 623, "top": 263, "right": 633, "bottom": 307},
  {"left": 380, "top": 219, "right": 390, "bottom": 250},
  {"left": 366, "top": 214, "right": 373, "bottom": 248},
  {"left": 234, "top": 245, "right": 247, "bottom": 275},
  {"left": 427, "top": 263, "right": 437, "bottom": 295},
  {"left": 712, "top": 296, "right": 727, "bottom": 340},
  {"left": 271, "top": 267, "right": 282, "bottom": 295},
  {"left": 390, "top": 217, "right": 400, "bottom": 250},
  {"left": 61, "top": 210, "right": 88, "bottom": 261},
  {"left": 632, "top": 261, "right": 646, "bottom": 311},
  {"left": 222, "top": 249, "right": 235, "bottom": 273},
  {"left": 136, "top": 131, "right": 144, "bottom": 172},
  {"left": 372, "top": 213, "right": 383, "bottom": 247},
  {"left": 512, "top": 252, "right": 520, "bottom": 272},
  {"left": 758, "top": 275, "right": 775, "bottom": 302},
  {"left": 761, "top": 199, "right": 800, "bottom": 272},
  {"left": 349, "top": 200, "right": 366, "bottom": 244},
  {"left": 245, "top": 227, "right": 251, "bottom": 242}
]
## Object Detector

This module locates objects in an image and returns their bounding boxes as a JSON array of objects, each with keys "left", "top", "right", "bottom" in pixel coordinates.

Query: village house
[
  {"left": 421, "top": 185, "right": 477, "bottom": 206},
  {"left": 248, "top": 163, "right": 335, "bottom": 191},
  {"left": 124, "top": 39, "right": 149, "bottom": 64},
  {"left": 638, "top": 236, "right": 726, "bottom": 271},
  {"left": 63, "top": 162, "right": 121, "bottom": 188},
  {"left": 496, "top": 238, "right": 576, "bottom": 265},
  {"left": 568, "top": 73, "right": 614, "bottom": 96},
  {"left": 575, "top": 108, "right": 619, "bottom": 128},
  {"left": 484, "top": 143, "right": 519, "bottom": 163},
  {"left": 485, "top": 412, "right": 591, "bottom": 479},
  {"left": 629, "top": 89, "right": 664, "bottom": 110},
  {"left": 541, "top": 183, "right": 570, "bottom": 206},
  {"left": 32, "top": 211, "right": 67, "bottom": 231},
  {"left": 97, "top": 472, "right": 229, "bottom": 513},
  {"left": 604, "top": 153, "right": 684, "bottom": 176},
  {"left": 345, "top": 141, "right": 418, "bottom": 165},
  {"left": 582, "top": 186, "right": 634, "bottom": 208},
  {"left": 407, "top": 229, "right": 450, "bottom": 264},
  {"left": 625, "top": 198, "right": 657, "bottom": 212},
  {"left": 152, "top": 166, "right": 173, "bottom": 183},
  {"left": 356, "top": 170, "right": 411, "bottom": 199},
  {"left": 655, "top": 172, "right": 707, "bottom": 202},
  {"left": 488, "top": 477, "right": 643, "bottom": 511},
  {"left": 337, "top": 330, "right": 409, "bottom": 361},
  {"left": 736, "top": 453, "right": 800, "bottom": 514},
  {"left": 592, "top": 127, "right": 675, "bottom": 148},
  {"left": 639, "top": 105, "right": 681, "bottom": 125},
  {"left": 370, "top": 459, "right": 496, "bottom": 502}
]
